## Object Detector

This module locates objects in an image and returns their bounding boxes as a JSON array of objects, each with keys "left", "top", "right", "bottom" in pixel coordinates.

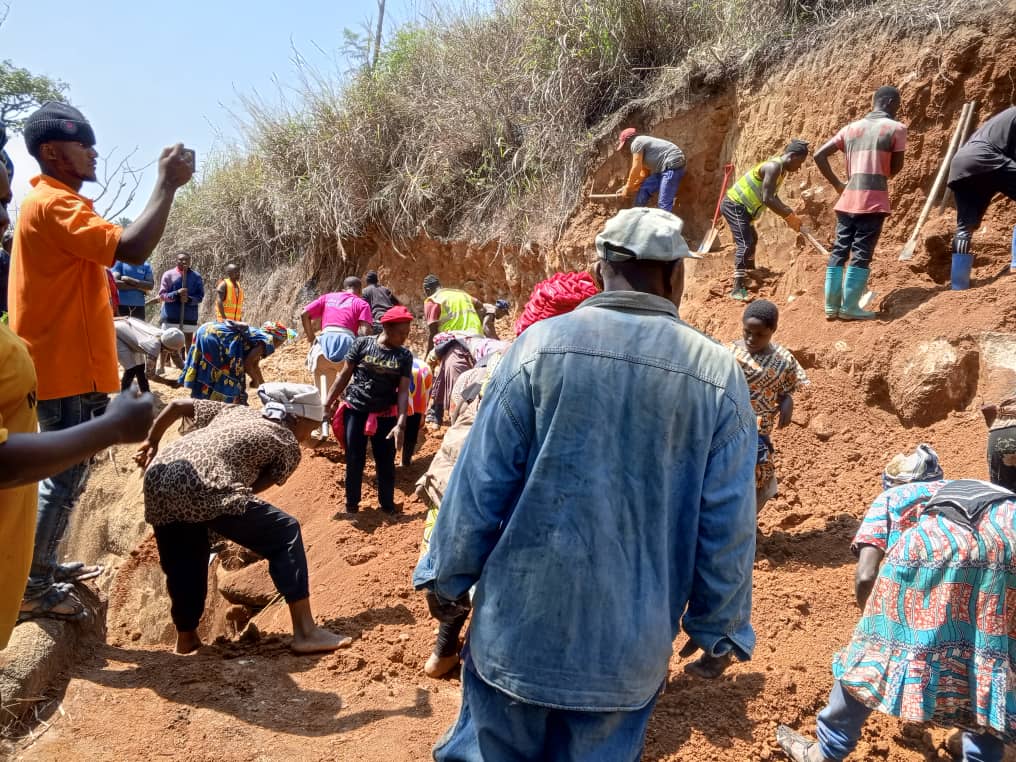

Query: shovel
[
  {"left": 801, "top": 227, "right": 876, "bottom": 308},
  {"left": 899, "top": 101, "right": 971, "bottom": 261},
  {"left": 697, "top": 163, "right": 735, "bottom": 255},
  {"left": 588, "top": 193, "right": 621, "bottom": 200}
]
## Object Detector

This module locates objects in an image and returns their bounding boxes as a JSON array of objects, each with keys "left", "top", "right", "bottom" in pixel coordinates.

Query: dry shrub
[{"left": 156, "top": 0, "right": 1003, "bottom": 303}]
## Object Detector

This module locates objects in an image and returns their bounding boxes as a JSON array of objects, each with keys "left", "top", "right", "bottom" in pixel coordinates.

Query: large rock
[
  {"left": 0, "top": 585, "right": 106, "bottom": 727},
  {"left": 887, "top": 339, "right": 979, "bottom": 426},
  {"left": 979, "top": 332, "right": 1016, "bottom": 406},
  {"left": 216, "top": 560, "right": 277, "bottom": 608}
]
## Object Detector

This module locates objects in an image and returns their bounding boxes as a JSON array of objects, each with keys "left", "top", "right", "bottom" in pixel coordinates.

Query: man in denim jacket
[{"left": 414, "top": 207, "right": 758, "bottom": 761}]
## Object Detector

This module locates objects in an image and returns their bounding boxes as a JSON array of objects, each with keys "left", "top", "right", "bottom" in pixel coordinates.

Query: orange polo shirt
[{"left": 9, "top": 175, "right": 123, "bottom": 400}]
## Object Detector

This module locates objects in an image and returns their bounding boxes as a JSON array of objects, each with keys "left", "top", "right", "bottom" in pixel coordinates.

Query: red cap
[
  {"left": 380, "top": 305, "right": 414, "bottom": 324},
  {"left": 616, "top": 127, "right": 637, "bottom": 151}
]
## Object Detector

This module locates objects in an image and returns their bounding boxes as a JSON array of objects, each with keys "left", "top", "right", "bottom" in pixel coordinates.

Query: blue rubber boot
[
  {"left": 839, "top": 266, "right": 876, "bottom": 320},
  {"left": 824, "top": 266, "right": 843, "bottom": 319}
]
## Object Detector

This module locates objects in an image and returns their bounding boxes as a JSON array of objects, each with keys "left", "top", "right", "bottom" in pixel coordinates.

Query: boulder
[
  {"left": 887, "top": 339, "right": 979, "bottom": 426},
  {"left": 216, "top": 560, "right": 277, "bottom": 608},
  {"left": 0, "top": 585, "right": 106, "bottom": 727}
]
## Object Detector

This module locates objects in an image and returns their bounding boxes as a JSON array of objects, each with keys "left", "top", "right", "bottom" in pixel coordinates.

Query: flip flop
[
  {"left": 18, "top": 583, "right": 88, "bottom": 623},
  {"left": 775, "top": 725, "right": 822, "bottom": 762},
  {"left": 54, "top": 562, "right": 104, "bottom": 583}
]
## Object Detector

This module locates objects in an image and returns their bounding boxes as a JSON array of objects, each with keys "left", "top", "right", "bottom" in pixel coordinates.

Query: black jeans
[
  {"left": 828, "top": 212, "right": 886, "bottom": 269},
  {"left": 720, "top": 197, "right": 757, "bottom": 276},
  {"left": 121, "top": 363, "right": 151, "bottom": 393},
  {"left": 153, "top": 500, "right": 309, "bottom": 632},
  {"left": 403, "top": 413, "right": 422, "bottom": 466},
  {"left": 117, "top": 304, "right": 146, "bottom": 319},
  {"left": 949, "top": 159, "right": 1016, "bottom": 235},
  {"left": 344, "top": 408, "right": 398, "bottom": 511},
  {"left": 988, "top": 425, "right": 1016, "bottom": 491}
]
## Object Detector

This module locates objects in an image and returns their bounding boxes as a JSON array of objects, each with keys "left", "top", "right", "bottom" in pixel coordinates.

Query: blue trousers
[
  {"left": 25, "top": 392, "right": 109, "bottom": 600},
  {"left": 434, "top": 660, "right": 658, "bottom": 762},
  {"left": 634, "top": 167, "right": 685, "bottom": 212},
  {"left": 828, "top": 212, "right": 886, "bottom": 269},
  {"left": 817, "top": 681, "right": 1005, "bottom": 762}
]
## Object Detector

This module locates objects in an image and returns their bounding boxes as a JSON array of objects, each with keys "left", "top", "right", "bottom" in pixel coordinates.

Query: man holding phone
[{"left": 9, "top": 101, "right": 193, "bottom": 621}]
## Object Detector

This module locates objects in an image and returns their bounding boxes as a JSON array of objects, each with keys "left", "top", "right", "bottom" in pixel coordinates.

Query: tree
[{"left": 0, "top": 60, "right": 68, "bottom": 131}]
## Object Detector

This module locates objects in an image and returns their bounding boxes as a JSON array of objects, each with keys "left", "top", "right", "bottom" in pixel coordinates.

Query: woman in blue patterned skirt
[{"left": 776, "top": 453, "right": 1016, "bottom": 762}]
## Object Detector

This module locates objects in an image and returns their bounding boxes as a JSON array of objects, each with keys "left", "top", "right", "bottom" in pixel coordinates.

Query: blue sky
[{"left": 3, "top": 0, "right": 417, "bottom": 218}]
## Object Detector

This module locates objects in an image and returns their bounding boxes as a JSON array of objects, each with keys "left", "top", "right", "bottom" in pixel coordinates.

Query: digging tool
[
  {"left": 801, "top": 226, "right": 877, "bottom": 309},
  {"left": 899, "top": 102, "right": 972, "bottom": 261},
  {"left": 939, "top": 101, "right": 977, "bottom": 209},
  {"left": 697, "top": 163, "right": 735, "bottom": 255},
  {"left": 588, "top": 193, "right": 621, "bottom": 200}
]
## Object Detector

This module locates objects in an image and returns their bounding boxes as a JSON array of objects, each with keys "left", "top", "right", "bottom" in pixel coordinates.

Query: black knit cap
[{"left": 24, "top": 101, "right": 96, "bottom": 159}]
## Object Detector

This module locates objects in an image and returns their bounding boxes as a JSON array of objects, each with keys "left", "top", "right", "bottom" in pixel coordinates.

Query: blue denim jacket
[{"left": 413, "top": 290, "right": 757, "bottom": 711}]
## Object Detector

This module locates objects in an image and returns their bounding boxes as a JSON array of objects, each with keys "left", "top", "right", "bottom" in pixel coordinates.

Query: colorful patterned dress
[
  {"left": 834, "top": 480, "right": 1016, "bottom": 741},
  {"left": 729, "top": 340, "right": 809, "bottom": 488},
  {"left": 182, "top": 322, "right": 275, "bottom": 404}
]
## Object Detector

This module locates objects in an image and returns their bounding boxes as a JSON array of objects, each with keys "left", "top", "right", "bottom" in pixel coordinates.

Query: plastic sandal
[{"left": 18, "top": 583, "right": 88, "bottom": 623}]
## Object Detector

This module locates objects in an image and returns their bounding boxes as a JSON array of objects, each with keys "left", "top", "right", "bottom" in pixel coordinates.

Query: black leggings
[
  {"left": 344, "top": 409, "right": 397, "bottom": 511},
  {"left": 121, "top": 364, "right": 151, "bottom": 393},
  {"left": 988, "top": 425, "right": 1016, "bottom": 491},
  {"left": 153, "top": 500, "right": 309, "bottom": 632}
]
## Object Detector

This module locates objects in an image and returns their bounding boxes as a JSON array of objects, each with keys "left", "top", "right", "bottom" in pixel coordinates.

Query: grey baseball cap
[{"left": 595, "top": 207, "right": 699, "bottom": 263}]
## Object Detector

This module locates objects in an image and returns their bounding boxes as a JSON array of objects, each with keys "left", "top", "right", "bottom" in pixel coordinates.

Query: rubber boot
[
  {"left": 839, "top": 266, "right": 876, "bottom": 320},
  {"left": 730, "top": 276, "right": 749, "bottom": 301},
  {"left": 823, "top": 266, "right": 843, "bottom": 319}
]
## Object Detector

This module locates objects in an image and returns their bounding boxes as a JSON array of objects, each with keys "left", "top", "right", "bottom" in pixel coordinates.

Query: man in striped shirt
[{"left": 814, "top": 86, "right": 907, "bottom": 320}]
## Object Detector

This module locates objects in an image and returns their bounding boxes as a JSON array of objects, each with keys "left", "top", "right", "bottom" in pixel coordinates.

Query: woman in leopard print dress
[{"left": 135, "top": 383, "right": 348, "bottom": 655}]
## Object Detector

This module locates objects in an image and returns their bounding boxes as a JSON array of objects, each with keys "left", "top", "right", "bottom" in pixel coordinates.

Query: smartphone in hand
[{"left": 181, "top": 148, "right": 196, "bottom": 171}]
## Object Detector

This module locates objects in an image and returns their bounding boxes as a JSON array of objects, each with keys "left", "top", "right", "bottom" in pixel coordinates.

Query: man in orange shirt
[{"left": 9, "top": 101, "right": 192, "bottom": 620}]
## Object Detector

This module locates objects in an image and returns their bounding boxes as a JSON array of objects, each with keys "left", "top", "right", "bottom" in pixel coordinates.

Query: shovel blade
[
  {"left": 697, "top": 227, "right": 719, "bottom": 255},
  {"left": 858, "top": 290, "right": 878, "bottom": 310},
  {"left": 898, "top": 239, "right": 917, "bottom": 261}
]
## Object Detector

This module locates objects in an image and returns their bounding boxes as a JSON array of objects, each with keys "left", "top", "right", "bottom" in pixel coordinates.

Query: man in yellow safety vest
[
  {"left": 721, "top": 140, "right": 809, "bottom": 301},
  {"left": 215, "top": 263, "right": 244, "bottom": 322},
  {"left": 423, "top": 274, "right": 484, "bottom": 352}
]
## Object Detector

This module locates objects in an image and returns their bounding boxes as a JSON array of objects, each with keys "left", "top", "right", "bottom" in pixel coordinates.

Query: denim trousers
[
  {"left": 816, "top": 681, "right": 1004, "bottom": 762},
  {"left": 635, "top": 167, "right": 685, "bottom": 212},
  {"left": 433, "top": 658, "right": 659, "bottom": 762},
  {"left": 25, "top": 392, "right": 109, "bottom": 600},
  {"left": 828, "top": 212, "right": 886, "bottom": 269},
  {"left": 153, "top": 500, "right": 309, "bottom": 632}
]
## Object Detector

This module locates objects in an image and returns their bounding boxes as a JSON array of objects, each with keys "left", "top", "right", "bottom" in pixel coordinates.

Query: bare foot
[
  {"left": 291, "top": 627, "right": 352, "bottom": 654},
  {"left": 424, "top": 652, "right": 459, "bottom": 678},
  {"left": 175, "top": 631, "right": 202, "bottom": 655}
]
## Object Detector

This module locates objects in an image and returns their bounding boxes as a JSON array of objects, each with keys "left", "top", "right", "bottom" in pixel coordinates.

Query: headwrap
[
  {"left": 423, "top": 274, "right": 441, "bottom": 293},
  {"left": 514, "top": 272, "right": 600, "bottom": 336},
  {"left": 881, "top": 444, "right": 943, "bottom": 491},
  {"left": 24, "top": 101, "right": 97, "bottom": 159},
  {"left": 494, "top": 299, "right": 510, "bottom": 311},
  {"left": 261, "top": 321, "right": 295, "bottom": 341},
  {"left": 159, "top": 327, "right": 186, "bottom": 351},
  {"left": 784, "top": 139, "right": 810, "bottom": 157},
  {"left": 380, "top": 305, "right": 414, "bottom": 324},
  {"left": 258, "top": 382, "right": 324, "bottom": 422}
]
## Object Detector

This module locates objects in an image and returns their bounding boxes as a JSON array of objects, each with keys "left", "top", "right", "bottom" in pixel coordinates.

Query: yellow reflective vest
[
  {"left": 726, "top": 157, "right": 787, "bottom": 220},
  {"left": 429, "top": 288, "right": 482, "bottom": 334}
]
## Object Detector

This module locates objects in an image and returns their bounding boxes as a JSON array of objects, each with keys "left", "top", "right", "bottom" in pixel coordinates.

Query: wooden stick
[
  {"left": 939, "top": 101, "right": 977, "bottom": 208},
  {"left": 587, "top": 193, "right": 620, "bottom": 199},
  {"left": 900, "top": 101, "right": 971, "bottom": 261}
]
